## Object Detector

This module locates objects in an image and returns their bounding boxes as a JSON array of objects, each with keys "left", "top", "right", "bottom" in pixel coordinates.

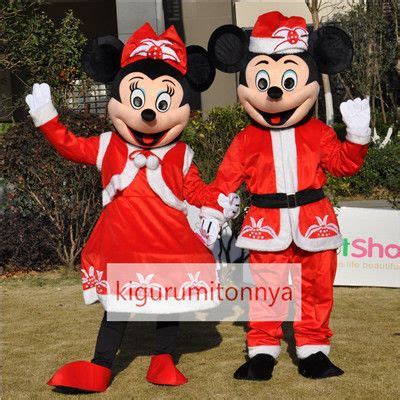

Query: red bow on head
[{"left": 120, "top": 23, "right": 187, "bottom": 75}]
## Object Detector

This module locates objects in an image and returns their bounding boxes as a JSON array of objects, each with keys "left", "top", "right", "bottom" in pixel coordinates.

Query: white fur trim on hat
[{"left": 249, "top": 27, "right": 309, "bottom": 55}]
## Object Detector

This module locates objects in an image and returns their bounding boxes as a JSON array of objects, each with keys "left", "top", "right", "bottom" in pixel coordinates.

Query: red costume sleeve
[
  {"left": 183, "top": 131, "right": 246, "bottom": 218},
  {"left": 320, "top": 123, "right": 368, "bottom": 177},
  {"left": 208, "top": 129, "right": 247, "bottom": 194},
  {"left": 38, "top": 116, "right": 100, "bottom": 166},
  {"left": 183, "top": 163, "right": 223, "bottom": 211}
]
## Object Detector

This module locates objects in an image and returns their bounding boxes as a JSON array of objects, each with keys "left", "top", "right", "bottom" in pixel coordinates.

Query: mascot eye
[
  {"left": 156, "top": 92, "right": 172, "bottom": 113},
  {"left": 255, "top": 70, "right": 270, "bottom": 91},
  {"left": 130, "top": 88, "right": 145, "bottom": 110},
  {"left": 282, "top": 70, "right": 297, "bottom": 91}
]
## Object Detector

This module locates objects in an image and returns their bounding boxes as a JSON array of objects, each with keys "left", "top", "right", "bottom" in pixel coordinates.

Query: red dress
[{"left": 39, "top": 116, "right": 223, "bottom": 313}]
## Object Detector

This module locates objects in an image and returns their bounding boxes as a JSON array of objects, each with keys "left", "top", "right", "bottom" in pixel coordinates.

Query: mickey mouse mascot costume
[
  {"left": 25, "top": 23, "right": 238, "bottom": 392},
  {"left": 204, "top": 12, "right": 371, "bottom": 380}
]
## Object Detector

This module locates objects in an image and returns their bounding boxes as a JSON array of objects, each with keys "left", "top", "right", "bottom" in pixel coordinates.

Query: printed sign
[{"left": 335, "top": 207, "right": 400, "bottom": 288}]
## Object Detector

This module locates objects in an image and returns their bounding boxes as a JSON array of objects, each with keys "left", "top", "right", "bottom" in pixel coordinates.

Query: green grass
[{"left": 2, "top": 272, "right": 399, "bottom": 399}]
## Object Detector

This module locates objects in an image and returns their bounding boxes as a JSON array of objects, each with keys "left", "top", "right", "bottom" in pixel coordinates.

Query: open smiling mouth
[
  {"left": 128, "top": 127, "right": 169, "bottom": 146},
  {"left": 257, "top": 106, "right": 298, "bottom": 126}
]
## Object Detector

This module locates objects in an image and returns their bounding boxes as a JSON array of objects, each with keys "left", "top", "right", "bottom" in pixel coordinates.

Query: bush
[
  {"left": 1, "top": 109, "right": 111, "bottom": 271},
  {"left": 327, "top": 141, "right": 400, "bottom": 208}
]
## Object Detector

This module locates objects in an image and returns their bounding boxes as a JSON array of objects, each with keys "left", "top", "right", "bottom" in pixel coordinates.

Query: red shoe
[
  {"left": 47, "top": 361, "right": 111, "bottom": 392},
  {"left": 146, "top": 354, "right": 188, "bottom": 386}
]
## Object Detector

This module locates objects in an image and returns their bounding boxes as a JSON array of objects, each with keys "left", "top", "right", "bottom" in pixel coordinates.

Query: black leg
[
  {"left": 91, "top": 312, "right": 128, "bottom": 369},
  {"left": 155, "top": 320, "right": 180, "bottom": 355}
]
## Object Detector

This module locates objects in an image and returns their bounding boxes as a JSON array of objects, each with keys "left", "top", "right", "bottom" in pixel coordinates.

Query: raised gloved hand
[
  {"left": 197, "top": 217, "right": 221, "bottom": 248},
  {"left": 25, "top": 83, "right": 58, "bottom": 127},
  {"left": 218, "top": 193, "right": 241, "bottom": 220},
  {"left": 339, "top": 97, "right": 371, "bottom": 145}
]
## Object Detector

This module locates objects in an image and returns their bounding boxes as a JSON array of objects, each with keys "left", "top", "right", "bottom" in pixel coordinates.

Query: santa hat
[
  {"left": 249, "top": 11, "right": 309, "bottom": 55},
  {"left": 120, "top": 23, "right": 187, "bottom": 75}
]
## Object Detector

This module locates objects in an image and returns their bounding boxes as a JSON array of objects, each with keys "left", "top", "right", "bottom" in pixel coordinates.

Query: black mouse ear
[
  {"left": 82, "top": 36, "right": 124, "bottom": 83},
  {"left": 185, "top": 45, "right": 216, "bottom": 92},
  {"left": 309, "top": 26, "right": 353, "bottom": 75},
  {"left": 207, "top": 24, "right": 249, "bottom": 73}
]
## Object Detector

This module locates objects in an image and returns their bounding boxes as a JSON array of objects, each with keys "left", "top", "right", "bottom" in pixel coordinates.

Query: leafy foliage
[
  {"left": 1, "top": 109, "right": 111, "bottom": 270},
  {"left": 0, "top": 1, "right": 87, "bottom": 112},
  {"left": 332, "top": 2, "right": 399, "bottom": 130}
]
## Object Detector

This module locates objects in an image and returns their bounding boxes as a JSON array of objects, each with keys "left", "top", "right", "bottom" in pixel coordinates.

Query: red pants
[{"left": 247, "top": 244, "right": 337, "bottom": 359}]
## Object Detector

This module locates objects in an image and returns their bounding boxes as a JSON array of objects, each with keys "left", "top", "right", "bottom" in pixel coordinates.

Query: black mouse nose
[
  {"left": 267, "top": 86, "right": 283, "bottom": 100},
  {"left": 141, "top": 109, "right": 156, "bottom": 122}
]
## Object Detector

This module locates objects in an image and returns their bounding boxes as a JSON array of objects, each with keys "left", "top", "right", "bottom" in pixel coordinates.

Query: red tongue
[
  {"left": 143, "top": 137, "right": 154, "bottom": 145},
  {"left": 271, "top": 115, "right": 281, "bottom": 124}
]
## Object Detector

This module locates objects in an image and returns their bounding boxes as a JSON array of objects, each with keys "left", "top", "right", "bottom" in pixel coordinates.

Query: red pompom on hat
[
  {"left": 121, "top": 22, "right": 187, "bottom": 75},
  {"left": 249, "top": 11, "right": 309, "bottom": 55}
]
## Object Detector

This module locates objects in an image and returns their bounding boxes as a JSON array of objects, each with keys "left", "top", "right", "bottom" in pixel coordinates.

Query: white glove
[
  {"left": 197, "top": 217, "right": 221, "bottom": 248},
  {"left": 25, "top": 83, "right": 58, "bottom": 127},
  {"left": 218, "top": 193, "right": 241, "bottom": 220},
  {"left": 340, "top": 97, "right": 371, "bottom": 145}
]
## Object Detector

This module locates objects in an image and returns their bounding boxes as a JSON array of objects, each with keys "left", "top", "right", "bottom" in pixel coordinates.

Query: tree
[
  {"left": 0, "top": 0, "right": 88, "bottom": 117},
  {"left": 332, "top": 1, "right": 399, "bottom": 133},
  {"left": 305, "top": 0, "right": 339, "bottom": 126}
]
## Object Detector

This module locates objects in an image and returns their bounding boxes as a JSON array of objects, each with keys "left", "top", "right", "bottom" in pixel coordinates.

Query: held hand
[
  {"left": 25, "top": 83, "right": 58, "bottom": 127},
  {"left": 218, "top": 193, "right": 241, "bottom": 220},
  {"left": 197, "top": 217, "right": 220, "bottom": 248},
  {"left": 340, "top": 98, "right": 371, "bottom": 145}
]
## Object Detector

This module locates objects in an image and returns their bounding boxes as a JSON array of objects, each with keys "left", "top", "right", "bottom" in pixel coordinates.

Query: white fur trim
[
  {"left": 248, "top": 345, "right": 281, "bottom": 359},
  {"left": 346, "top": 130, "right": 371, "bottom": 145},
  {"left": 183, "top": 145, "right": 194, "bottom": 176},
  {"left": 200, "top": 207, "right": 225, "bottom": 224},
  {"left": 93, "top": 293, "right": 220, "bottom": 314},
  {"left": 296, "top": 345, "right": 330, "bottom": 359},
  {"left": 147, "top": 165, "right": 188, "bottom": 215},
  {"left": 96, "top": 131, "right": 112, "bottom": 170},
  {"left": 83, "top": 287, "right": 98, "bottom": 305},
  {"left": 30, "top": 102, "right": 58, "bottom": 127},
  {"left": 236, "top": 213, "right": 292, "bottom": 251},
  {"left": 102, "top": 150, "right": 140, "bottom": 207},
  {"left": 291, "top": 207, "right": 343, "bottom": 252},
  {"left": 249, "top": 30, "right": 308, "bottom": 55}
]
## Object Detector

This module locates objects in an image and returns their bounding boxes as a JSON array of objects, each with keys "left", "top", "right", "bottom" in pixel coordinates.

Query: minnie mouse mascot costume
[
  {"left": 25, "top": 23, "right": 239, "bottom": 392},
  {"left": 204, "top": 12, "right": 371, "bottom": 380}
]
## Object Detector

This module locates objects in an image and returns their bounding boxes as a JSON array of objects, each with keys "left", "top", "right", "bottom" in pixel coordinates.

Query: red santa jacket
[
  {"left": 38, "top": 116, "right": 223, "bottom": 214},
  {"left": 210, "top": 118, "right": 368, "bottom": 252}
]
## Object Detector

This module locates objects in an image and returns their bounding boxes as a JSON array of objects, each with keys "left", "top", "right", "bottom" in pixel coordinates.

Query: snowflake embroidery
[
  {"left": 179, "top": 271, "right": 210, "bottom": 297},
  {"left": 82, "top": 266, "right": 109, "bottom": 294},
  {"left": 304, "top": 215, "right": 339, "bottom": 238},
  {"left": 272, "top": 27, "right": 308, "bottom": 51},
  {"left": 120, "top": 273, "right": 163, "bottom": 297},
  {"left": 241, "top": 217, "right": 278, "bottom": 240},
  {"left": 130, "top": 39, "right": 180, "bottom": 63}
]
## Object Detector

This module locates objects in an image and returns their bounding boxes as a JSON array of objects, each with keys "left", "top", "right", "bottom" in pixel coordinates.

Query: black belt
[{"left": 251, "top": 188, "right": 325, "bottom": 209}]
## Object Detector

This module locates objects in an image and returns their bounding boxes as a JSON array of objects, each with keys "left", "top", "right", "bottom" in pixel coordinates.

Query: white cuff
[
  {"left": 200, "top": 207, "right": 225, "bottom": 225},
  {"left": 296, "top": 345, "right": 330, "bottom": 359},
  {"left": 248, "top": 345, "right": 281, "bottom": 359},
  {"left": 30, "top": 102, "right": 58, "bottom": 127},
  {"left": 346, "top": 128, "right": 371, "bottom": 145}
]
